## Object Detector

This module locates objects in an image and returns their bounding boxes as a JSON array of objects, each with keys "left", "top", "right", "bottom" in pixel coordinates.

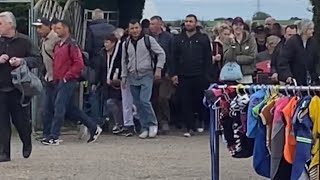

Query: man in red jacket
[{"left": 41, "top": 20, "right": 102, "bottom": 145}]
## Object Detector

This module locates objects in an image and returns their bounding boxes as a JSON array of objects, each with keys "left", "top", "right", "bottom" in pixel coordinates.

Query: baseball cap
[
  {"left": 232, "top": 17, "right": 245, "bottom": 25},
  {"left": 254, "top": 25, "right": 266, "bottom": 34},
  {"left": 32, "top": 18, "right": 51, "bottom": 26}
]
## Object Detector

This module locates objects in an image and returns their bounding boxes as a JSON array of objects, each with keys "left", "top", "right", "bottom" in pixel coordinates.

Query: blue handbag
[{"left": 219, "top": 62, "right": 243, "bottom": 81}]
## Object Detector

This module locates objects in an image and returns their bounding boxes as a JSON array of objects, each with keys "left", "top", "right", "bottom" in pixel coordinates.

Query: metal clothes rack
[{"left": 205, "top": 85, "right": 320, "bottom": 180}]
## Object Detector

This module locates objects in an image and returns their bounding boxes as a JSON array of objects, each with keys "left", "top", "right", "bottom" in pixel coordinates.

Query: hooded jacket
[{"left": 224, "top": 31, "right": 257, "bottom": 76}]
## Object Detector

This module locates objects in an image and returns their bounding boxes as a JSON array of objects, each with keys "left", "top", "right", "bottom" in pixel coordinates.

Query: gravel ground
[{"left": 0, "top": 133, "right": 265, "bottom": 180}]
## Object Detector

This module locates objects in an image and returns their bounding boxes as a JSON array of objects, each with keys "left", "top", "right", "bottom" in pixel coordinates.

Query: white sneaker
[
  {"left": 78, "top": 125, "right": 88, "bottom": 139},
  {"left": 139, "top": 131, "right": 149, "bottom": 139},
  {"left": 184, "top": 130, "right": 194, "bottom": 138},
  {"left": 87, "top": 126, "right": 103, "bottom": 143},
  {"left": 197, "top": 128, "right": 204, "bottom": 133},
  {"left": 148, "top": 126, "right": 158, "bottom": 138}
]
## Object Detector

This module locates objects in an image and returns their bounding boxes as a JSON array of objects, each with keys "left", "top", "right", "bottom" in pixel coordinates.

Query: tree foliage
[
  {"left": 0, "top": 3, "right": 29, "bottom": 34},
  {"left": 82, "top": 0, "right": 145, "bottom": 28},
  {"left": 214, "top": 17, "right": 226, "bottom": 21},
  {"left": 117, "top": 0, "right": 145, "bottom": 28},
  {"left": 290, "top": 17, "right": 302, "bottom": 20},
  {"left": 311, "top": 0, "right": 320, "bottom": 43},
  {"left": 252, "top": 11, "right": 271, "bottom": 21}
]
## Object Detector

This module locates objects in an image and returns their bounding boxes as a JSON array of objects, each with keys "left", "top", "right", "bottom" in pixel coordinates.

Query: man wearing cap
[
  {"left": 254, "top": 25, "right": 267, "bottom": 53},
  {"left": 32, "top": 17, "right": 60, "bottom": 141},
  {"left": 224, "top": 17, "right": 257, "bottom": 84}
]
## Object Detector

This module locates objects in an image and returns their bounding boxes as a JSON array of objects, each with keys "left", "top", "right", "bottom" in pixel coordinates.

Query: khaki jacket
[
  {"left": 224, "top": 31, "right": 257, "bottom": 75},
  {"left": 41, "top": 30, "right": 60, "bottom": 81}
]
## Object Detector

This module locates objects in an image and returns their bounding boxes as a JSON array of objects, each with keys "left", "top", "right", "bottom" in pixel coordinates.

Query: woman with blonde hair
[{"left": 208, "top": 23, "right": 231, "bottom": 83}]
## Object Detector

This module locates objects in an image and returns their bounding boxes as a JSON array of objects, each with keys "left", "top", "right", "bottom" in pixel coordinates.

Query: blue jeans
[
  {"left": 88, "top": 89, "right": 104, "bottom": 126},
  {"left": 42, "top": 81, "right": 55, "bottom": 138},
  {"left": 50, "top": 80, "right": 97, "bottom": 139},
  {"left": 128, "top": 73, "right": 157, "bottom": 132}
]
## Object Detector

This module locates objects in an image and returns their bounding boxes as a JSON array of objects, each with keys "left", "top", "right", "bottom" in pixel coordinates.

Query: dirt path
[{"left": 0, "top": 133, "right": 264, "bottom": 180}]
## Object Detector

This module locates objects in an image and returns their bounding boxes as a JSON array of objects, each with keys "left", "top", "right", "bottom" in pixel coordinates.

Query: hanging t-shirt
[
  {"left": 282, "top": 97, "right": 299, "bottom": 164},
  {"left": 309, "top": 96, "right": 320, "bottom": 180},
  {"left": 271, "top": 97, "right": 291, "bottom": 180},
  {"left": 251, "top": 98, "right": 270, "bottom": 178},
  {"left": 222, "top": 93, "right": 253, "bottom": 158},
  {"left": 291, "top": 96, "right": 312, "bottom": 180},
  {"left": 247, "top": 89, "right": 266, "bottom": 138}
]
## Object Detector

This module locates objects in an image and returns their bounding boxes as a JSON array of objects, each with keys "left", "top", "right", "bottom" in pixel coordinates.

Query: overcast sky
[{"left": 143, "top": 0, "right": 313, "bottom": 20}]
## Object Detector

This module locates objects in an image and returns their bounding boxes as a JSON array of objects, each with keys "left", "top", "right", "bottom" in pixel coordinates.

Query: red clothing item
[{"left": 53, "top": 38, "right": 84, "bottom": 81}]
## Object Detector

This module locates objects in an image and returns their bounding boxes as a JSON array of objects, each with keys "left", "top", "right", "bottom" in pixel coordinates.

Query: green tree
[
  {"left": 0, "top": 3, "right": 29, "bottom": 34},
  {"left": 117, "top": 0, "right": 145, "bottom": 28},
  {"left": 311, "top": 0, "right": 320, "bottom": 43},
  {"left": 290, "top": 17, "right": 301, "bottom": 20},
  {"left": 252, "top": 11, "right": 271, "bottom": 20},
  {"left": 83, "top": 0, "right": 145, "bottom": 28},
  {"left": 214, "top": 17, "right": 226, "bottom": 21}
]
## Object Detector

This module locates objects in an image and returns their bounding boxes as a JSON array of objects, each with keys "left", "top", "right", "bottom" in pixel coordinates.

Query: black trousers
[
  {"left": 178, "top": 76, "right": 209, "bottom": 131},
  {"left": 0, "top": 90, "right": 32, "bottom": 157}
]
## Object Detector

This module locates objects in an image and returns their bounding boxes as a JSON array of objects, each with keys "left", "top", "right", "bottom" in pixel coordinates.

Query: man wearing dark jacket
[
  {"left": 270, "top": 25, "right": 297, "bottom": 82},
  {"left": 0, "top": 12, "right": 41, "bottom": 162},
  {"left": 278, "top": 19, "right": 320, "bottom": 85},
  {"left": 149, "top": 15, "right": 175, "bottom": 134},
  {"left": 170, "top": 14, "right": 212, "bottom": 137},
  {"left": 84, "top": 9, "right": 115, "bottom": 127},
  {"left": 85, "top": 9, "right": 115, "bottom": 61}
]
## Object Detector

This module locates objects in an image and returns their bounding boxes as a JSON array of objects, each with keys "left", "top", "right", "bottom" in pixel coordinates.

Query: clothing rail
[
  {"left": 215, "top": 85, "right": 320, "bottom": 91},
  {"left": 206, "top": 84, "right": 320, "bottom": 180}
]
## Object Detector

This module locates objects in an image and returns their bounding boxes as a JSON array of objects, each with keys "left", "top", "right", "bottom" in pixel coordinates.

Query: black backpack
[
  {"left": 66, "top": 44, "right": 92, "bottom": 82},
  {"left": 124, "top": 35, "right": 157, "bottom": 72}
]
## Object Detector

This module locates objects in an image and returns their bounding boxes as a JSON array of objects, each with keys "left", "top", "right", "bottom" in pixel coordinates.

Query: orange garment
[
  {"left": 282, "top": 97, "right": 298, "bottom": 164},
  {"left": 259, "top": 99, "right": 277, "bottom": 153}
]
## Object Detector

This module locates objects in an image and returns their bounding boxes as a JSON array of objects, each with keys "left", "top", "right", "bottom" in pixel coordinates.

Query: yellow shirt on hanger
[{"left": 309, "top": 96, "right": 320, "bottom": 179}]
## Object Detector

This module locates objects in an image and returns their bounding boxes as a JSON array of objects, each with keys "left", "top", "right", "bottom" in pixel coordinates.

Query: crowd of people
[{"left": 0, "top": 8, "right": 319, "bottom": 162}]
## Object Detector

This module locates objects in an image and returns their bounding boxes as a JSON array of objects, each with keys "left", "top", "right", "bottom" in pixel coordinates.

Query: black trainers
[
  {"left": 41, "top": 138, "right": 60, "bottom": 146},
  {"left": 112, "top": 126, "right": 123, "bottom": 135},
  {"left": 87, "top": 126, "right": 102, "bottom": 143},
  {"left": 120, "top": 126, "right": 135, "bottom": 137},
  {"left": 36, "top": 136, "right": 47, "bottom": 142}
]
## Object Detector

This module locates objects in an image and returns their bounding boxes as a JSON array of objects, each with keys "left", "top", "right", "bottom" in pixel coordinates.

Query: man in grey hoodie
[{"left": 121, "top": 19, "right": 166, "bottom": 139}]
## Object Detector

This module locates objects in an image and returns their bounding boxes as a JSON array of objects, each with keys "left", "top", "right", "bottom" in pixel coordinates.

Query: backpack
[
  {"left": 125, "top": 35, "right": 157, "bottom": 72},
  {"left": 66, "top": 44, "right": 92, "bottom": 82},
  {"left": 11, "top": 61, "right": 43, "bottom": 107}
]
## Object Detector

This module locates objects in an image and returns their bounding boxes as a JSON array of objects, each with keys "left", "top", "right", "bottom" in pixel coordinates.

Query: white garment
[
  {"left": 236, "top": 75, "right": 253, "bottom": 84},
  {"left": 121, "top": 81, "right": 135, "bottom": 126}
]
